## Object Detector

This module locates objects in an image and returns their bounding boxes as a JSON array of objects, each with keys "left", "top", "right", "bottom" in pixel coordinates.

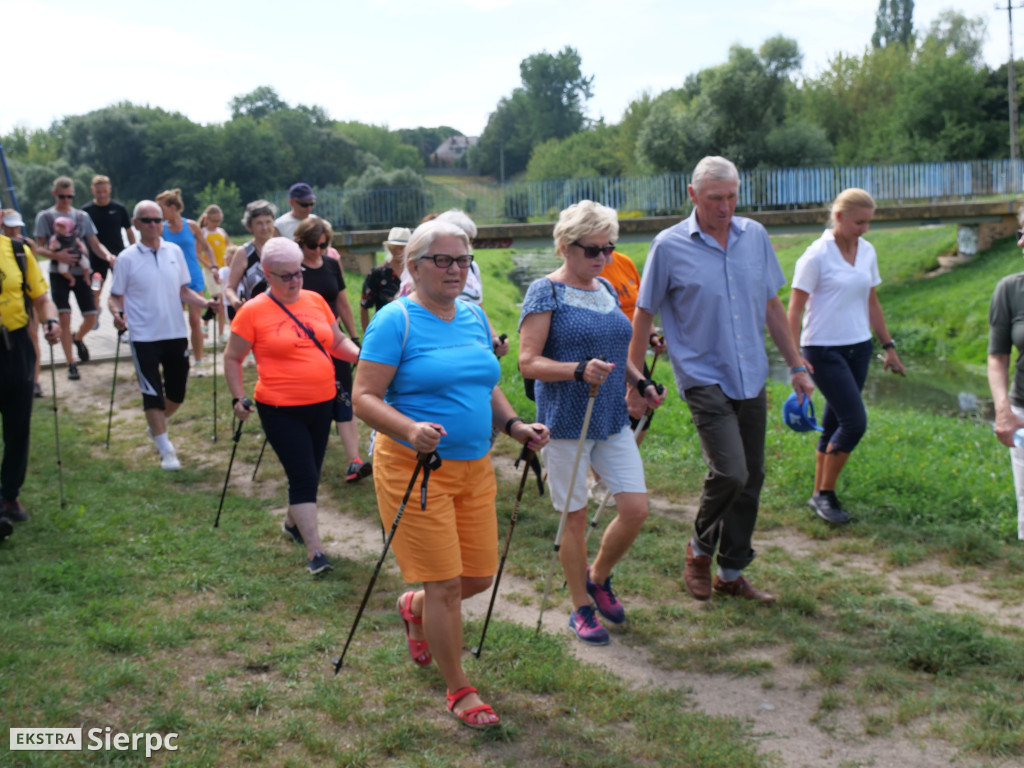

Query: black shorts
[
  {"left": 89, "top": 253, "right": 111, "bottom": 281},
  {"left": 129, "top": 338, "right": 189, "bottom": 411},
  {"left": 50, "top": 273, "right": 97, "bottom": 314}
]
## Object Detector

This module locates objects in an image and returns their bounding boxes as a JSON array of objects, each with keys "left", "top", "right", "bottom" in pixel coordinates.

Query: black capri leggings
[{"left": 256, "top": 399, "right": 334, "bottom": 505}]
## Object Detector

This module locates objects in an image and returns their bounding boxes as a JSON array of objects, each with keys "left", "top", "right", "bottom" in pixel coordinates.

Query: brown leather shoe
[
  {"left": 684, "top": 542, "right": 712, "bottom": 601},
  {"left": 712, "top": 575, "right": 777, "bottom": 604}
]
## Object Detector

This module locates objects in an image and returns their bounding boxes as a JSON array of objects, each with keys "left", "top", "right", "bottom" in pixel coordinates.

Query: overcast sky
[{"left": 1, "top": 0, "right": 1015, "bottom": 138}]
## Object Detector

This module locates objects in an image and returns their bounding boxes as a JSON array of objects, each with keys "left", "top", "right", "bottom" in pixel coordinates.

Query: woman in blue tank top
[{"left": 157, "top": 188, "right": 216, "bottom": 374}]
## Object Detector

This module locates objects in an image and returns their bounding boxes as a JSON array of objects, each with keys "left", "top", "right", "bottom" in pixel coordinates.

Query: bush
[{"left": 341, "top": 167, "right": 427, "bottom": 228}]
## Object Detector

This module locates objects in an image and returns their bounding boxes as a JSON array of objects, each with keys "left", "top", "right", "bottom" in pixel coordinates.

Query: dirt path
[{"left": 55, "top": 359, "right": 1015, "bottom": 768}]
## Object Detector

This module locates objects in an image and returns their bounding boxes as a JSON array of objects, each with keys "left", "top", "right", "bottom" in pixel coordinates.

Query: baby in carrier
[{"left": 50, "top": 215, "right": 91, "bottom": 286}]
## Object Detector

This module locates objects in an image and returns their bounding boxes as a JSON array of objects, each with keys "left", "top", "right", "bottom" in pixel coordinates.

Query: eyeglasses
[
  {"left": 57, "top": 194, "right": 74, "bottom": 200},
  {"left": 426, "top": 254, "right": 474, "bottom": 269},
  {"left": 305, "top": 240, "right": 329, "bottom": 250},
  {"left": 297, "top": 201, "right": 315, "bottom": 208},
  {"left": 137, "top": 217, "right": 163, "bottom": 225},
  {"left": 571, "top": 242, "right": 615, "bottom": 259},
  {"left": 271, "top": 270, "right": 303, "bottom": 283}
]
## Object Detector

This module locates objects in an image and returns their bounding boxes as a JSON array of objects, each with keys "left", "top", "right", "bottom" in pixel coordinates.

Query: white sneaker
[
  {"left": 192, "top": 360, "right": 206, "bottom": 378},
  {"left": 160, "top": 449, "right": 181, "bottom": 471}
]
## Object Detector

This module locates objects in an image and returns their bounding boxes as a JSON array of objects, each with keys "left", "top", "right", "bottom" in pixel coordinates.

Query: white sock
[{"left": 153, "top": 432, "right": 173, "bottom": 454}]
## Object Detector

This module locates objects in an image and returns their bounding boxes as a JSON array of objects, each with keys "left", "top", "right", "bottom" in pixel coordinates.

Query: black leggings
[{"left": 256, "top": 399, "right": 333, "bottom": 505}]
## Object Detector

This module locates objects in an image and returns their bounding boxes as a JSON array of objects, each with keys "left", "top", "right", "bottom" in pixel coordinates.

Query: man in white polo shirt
[{"left": 108, "top": 200, "right": 218, "bottom": 470}]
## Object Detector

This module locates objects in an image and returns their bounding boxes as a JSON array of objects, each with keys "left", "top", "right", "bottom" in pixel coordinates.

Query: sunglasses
[
  {"left": 57, "top": 194, "right": 75, "bottom": 200},
  {"left": 297, "top": 201, "right": 315, "bottom": 208},
  {"left": 305, "top": 240, "right": 329, "bottom": 250},
  {"left": 137, "top": 217, "right": 163, "bottom": 225},
  {"left": 272, "top": 270, "right": 303, "bottom": 283},
  {"left": 426, "top": 254, "right": 474, "bottom": 269},
  {"left": 572, "top": 242, "right": 615, "bottom": 259}
]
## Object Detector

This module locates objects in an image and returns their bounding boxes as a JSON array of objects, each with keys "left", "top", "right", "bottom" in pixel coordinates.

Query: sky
[{"left": 0, "top": 0, "right": 1017, "bottom": 138}]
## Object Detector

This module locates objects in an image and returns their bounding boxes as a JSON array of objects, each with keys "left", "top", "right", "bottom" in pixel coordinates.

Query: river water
[{"left": 768, "top": 356, "right": 992, "bottom": 418}]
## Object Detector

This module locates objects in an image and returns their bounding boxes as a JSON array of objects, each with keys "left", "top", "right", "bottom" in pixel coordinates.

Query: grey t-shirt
[
  {"left": 989, "top": 272, "right": 1024, "bottom": 407},
  {"left": 34, "top": 206, "right": 98, "bottom": 276}
]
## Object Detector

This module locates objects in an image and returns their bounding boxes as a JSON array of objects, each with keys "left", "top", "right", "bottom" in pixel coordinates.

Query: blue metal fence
[{"left": 268, "top": 159, "right": 1024, "bottom": 230}]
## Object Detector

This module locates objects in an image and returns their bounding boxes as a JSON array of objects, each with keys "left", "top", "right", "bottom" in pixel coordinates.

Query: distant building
[{"left": 433, "top": 135, "right": 478, "bottom": 167}]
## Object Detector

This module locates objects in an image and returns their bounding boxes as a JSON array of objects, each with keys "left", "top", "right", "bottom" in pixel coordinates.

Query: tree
[
  {"left": 525, "top": 123, "right": 627, "bottom": 179},
  {"left": 335, "top": 122, "right": 423, "bottom": 170},
  {"left": 872, "top": 0, "right": 915, "bottom": 49},
  {"left": 341, "top": 167, "right": 427, "bottom": 228},
  {"left": 229, "top": 86, "right": 288, "bottom": 121},
  {"left": 471, "top": 46, "right": 594, "bottom": 177},
  {"left": 926, "top": 9, "right": 986, "bottom": 67},
  {"left": 195, "top": 180, "right": 245, "bottom": 235},
  {"left": 636, "top": 36, "right": 822, "bottom": 172}
]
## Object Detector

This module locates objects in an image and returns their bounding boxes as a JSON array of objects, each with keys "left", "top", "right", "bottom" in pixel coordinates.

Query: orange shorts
[{"left": 373, "top": 434, "right": 498, "bottom": 583}]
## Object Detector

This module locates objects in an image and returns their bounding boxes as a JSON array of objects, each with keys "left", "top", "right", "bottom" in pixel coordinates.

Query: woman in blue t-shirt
[
  {"left": 354, "top": 220, "right": 548, "bottom": 730},
  {"left": 519, "top": 201, "right": 665, "bottom": 647}
]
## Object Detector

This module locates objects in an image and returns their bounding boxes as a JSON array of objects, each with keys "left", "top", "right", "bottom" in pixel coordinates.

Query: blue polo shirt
[{"left": 636, "top": 210, "right": 785, "bottom": 401}]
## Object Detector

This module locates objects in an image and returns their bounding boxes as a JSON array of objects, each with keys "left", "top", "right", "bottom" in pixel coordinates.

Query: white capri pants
[{"left": 542, "top": 424, "right": 646, "bottom": 512}]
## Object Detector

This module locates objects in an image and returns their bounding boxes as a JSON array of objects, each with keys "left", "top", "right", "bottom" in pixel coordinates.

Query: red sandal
[
  {"left": 446, "top": 686, "right": 501, "bottom": 730},
  {"left": 397, "top": 591, "right": 432, "bottom": 667}
]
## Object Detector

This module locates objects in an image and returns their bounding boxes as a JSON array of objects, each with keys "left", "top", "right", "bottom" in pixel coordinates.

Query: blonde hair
[
  {"left": 829, "top": 188, "right": 875, "bottom": 228},
  {"left": 552, "top": 200, "right": 619, "bottom": 255},
  {"left": 156, "top": 188, "right": 184, "bottom": 212},
  {"left": 199, "top": 204, "right": 223, "bottom": 229},
  {"left": 90, "top": 175, "right": 111, "bottom": 187}
]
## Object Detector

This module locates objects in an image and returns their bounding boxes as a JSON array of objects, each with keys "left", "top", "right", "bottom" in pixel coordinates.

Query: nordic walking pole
[
  {"left": 536, "top": 380, "right": 599, "bottom": 635},
  {"left": 473, "top": 439, "right": 544, "bottom": 657},
  {"left": 334, "top": 449, "right": 442, "bottom": 673},
  {"left": 105, "top": 328, "right": 125, "bottom": 450},
  {"left": 48, "top": 342, "right": 65, "bottom": 509},
  {"left": 251, "top": 436, "right": 268, "bottom": 481},
  {"left": 204, "top": 306, "right": 218, "bottom": 442},
  {"left": 214, "top": 398, "right": 252, "bottom": 528}
]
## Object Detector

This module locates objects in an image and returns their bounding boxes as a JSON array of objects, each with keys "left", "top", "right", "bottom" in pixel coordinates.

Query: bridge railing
[{"left": 266, "top": 159, "right": 1024, "bottom": 230}]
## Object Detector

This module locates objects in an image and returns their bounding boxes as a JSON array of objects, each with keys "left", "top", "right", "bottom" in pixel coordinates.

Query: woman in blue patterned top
[{"left": 519, "top": 201, "right": 665, "bottom": 645}]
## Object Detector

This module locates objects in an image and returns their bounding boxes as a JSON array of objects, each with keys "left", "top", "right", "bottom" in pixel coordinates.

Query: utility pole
[{"left": 997, "top": 2, "right": 1024, "bottom": 160}]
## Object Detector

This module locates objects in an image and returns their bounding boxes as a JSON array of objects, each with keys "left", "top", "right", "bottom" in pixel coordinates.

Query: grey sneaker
[
  {"left": 308, "top": 551, "right": 333, "bottom": 575},
  {"left": 808, "top": 492, "right": 851, "bottom": 525}
]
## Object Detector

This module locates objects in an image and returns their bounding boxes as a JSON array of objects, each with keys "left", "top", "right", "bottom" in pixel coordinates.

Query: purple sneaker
[
  {"left": 568, "top": 605, "right": 610, "bottom": 645},
  {"left": 586, "top": 568, "right": 625, "bottom": 624}
]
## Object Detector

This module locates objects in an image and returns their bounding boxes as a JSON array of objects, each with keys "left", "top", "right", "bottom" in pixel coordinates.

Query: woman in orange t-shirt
[{"left": 224, "top": 238, "right": 360, "bottom": 575}]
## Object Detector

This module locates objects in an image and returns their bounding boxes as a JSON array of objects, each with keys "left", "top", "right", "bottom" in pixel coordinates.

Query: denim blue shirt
[{"left": 636, "top": 211, "right": 784, "bottom": 401}]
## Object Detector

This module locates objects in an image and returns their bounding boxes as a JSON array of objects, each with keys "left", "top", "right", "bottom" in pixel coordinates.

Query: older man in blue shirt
[{"left": 628, "top": 156, "right": 814, "bottom": 604}]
